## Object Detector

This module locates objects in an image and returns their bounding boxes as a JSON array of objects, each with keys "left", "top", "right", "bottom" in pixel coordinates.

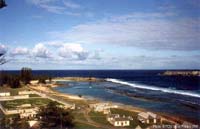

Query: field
[
  {"left": 88, "top": 111, "right": 110, "bottom": 125},
  {"left": 75, "top": 122, "right": 103, "bottom": 129},
  {"left": 1, "top": 98, "right": 56, "bottom": 109}
]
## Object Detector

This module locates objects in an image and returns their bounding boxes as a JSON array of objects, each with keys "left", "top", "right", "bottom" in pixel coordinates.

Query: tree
[
  {"left": 0, "top": 72, "right": 20, "bottom": 88},
  {"left": 11, "top": 117, "right": 30, "bottom": 129},
  {"left": 0, "top": 116, "right": 29, "bottom": 129},
  {"left": 38, "top": 101, "right": 74, "bottom": 128},
  {"left": 9, "top": 75, "right": 20, "bottom": 88},
  {"left": 20, "top": 67, "right": 32, "bottom": 84},
  {"left": 48, "top": 76, "right": 52, "bottom": 83},
  {"left": 38, "top": 76, "right": 46, "bottom": 84},
  {"left": 0, "top": 117, "right": 12, "bottom": 129}
]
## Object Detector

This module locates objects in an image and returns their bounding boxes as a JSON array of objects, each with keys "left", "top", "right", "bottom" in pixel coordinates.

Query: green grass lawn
[
  {"left": 73, "top": 112, "right": 87, "bottom": 121},
  {"left": 75, "top": 122, "right": 103, "bottom": 129},
  {"left": 88, "top": 111, "right": 110, "bottom": 125},
  {"left": 110, "top": 108, "right": 149, "bottom": 128},
  {"left": 1, "top": 98, "right": 54, "bottom": 109}
]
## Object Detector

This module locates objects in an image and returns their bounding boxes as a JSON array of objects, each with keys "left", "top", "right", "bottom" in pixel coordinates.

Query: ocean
[{"left": 5, "top": 70, "right": 200, "bottom": 123}]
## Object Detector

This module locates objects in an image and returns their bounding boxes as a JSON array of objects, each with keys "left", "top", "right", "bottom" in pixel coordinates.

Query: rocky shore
[{"left": 161, "top": 70, "right": 200, "bottom": 76}]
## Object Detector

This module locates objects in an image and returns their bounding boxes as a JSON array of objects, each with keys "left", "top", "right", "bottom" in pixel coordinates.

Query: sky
[{"left": 0, "top": 0, "right": 200, "bottom": 70}]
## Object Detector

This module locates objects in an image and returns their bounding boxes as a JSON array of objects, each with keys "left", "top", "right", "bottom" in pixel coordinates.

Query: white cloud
[
  {"left": 48, "top": 13, "right": 199, "bottom": 51},
  {"left": 9, "top": 41, "right": 91, "bottom": 61},
  {"left": 89, "top": 50, "right": 102, "bottom": 60},
  {"left": 45, "top": 41, "right": 64, "bottom": 47},
  {"left": 32, "top": 43, "right": 51, "bottom": 58},
  {"left": 39, "top": 4, "right": 65, "bottom": 14},
  {"left": 28, "top": 0, "right": 57, "bottom": 5},
  {"left": 10, "top": 47, "right": 29, "bottom": 56},
  {"left": 58, "top": 43, "right": 89, "bottom": 60},
  {"left": 0, "top": 44, "right": 7, "bottom": 54},
  {"left": 63, "top": 0, "right": 81, "bottom": 9},
  {"left": 27, "top": 0, "right": 82, "bottom": 16}
]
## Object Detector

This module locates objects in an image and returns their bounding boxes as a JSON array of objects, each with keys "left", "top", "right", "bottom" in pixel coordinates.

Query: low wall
[{"left": 0, "top": 95, "right": 29, "bottom": 101}]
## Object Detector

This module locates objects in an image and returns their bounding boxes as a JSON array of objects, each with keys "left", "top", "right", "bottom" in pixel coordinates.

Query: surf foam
[{"left": 106, "top": 78, "right": 200, "bottom": 98}]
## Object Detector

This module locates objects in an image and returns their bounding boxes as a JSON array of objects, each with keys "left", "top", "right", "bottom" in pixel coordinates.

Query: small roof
[
  {"left": 182, "top": 121, "right": 193, "bottom": 126},
  {"left": 28, "top": 120, "right": 38, "bottom": 127},
  {"left": 114, "top": 117, "right": 129, "bottom": 121},
  {"left": 138, "top": 112, "right": 157, "bottom": 119},
  {"left": 135, "top": 125, "right": 142, "bottom": 129},
  {"left": 147, "top": 112, "right": 157, "bottom": 118},
  {"left": 138, "top": 112, "right": 149, "bottom": 119}
]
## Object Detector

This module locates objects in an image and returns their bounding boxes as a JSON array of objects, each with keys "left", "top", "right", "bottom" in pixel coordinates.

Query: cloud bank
[
  {"left": 27, "top": 0, "right": 90, "bottom": 16},
  {"left": 0, "top": 44, "right": 7, "bottom": 54},
  {"left": 49, "top": 13, "right": 199, "bottom": 51}
]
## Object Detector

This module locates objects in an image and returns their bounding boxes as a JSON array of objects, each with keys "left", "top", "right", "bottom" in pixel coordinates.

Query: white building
[
  {"left": 13, "top": 95, "right": 29, "bottom": 99},
  {"left": 0, "top": 92, "right": 10, "bottom": 97},
  {"left": 89, "top": 102, "right": 118, "bottom": 112},
  {"left": 103, "top": 108, "right": 110, "bottom": 114},
  {"left": 18, "top": 90, "right": 36, "bottom": 95},
  {"left": 109, "top": 117, "right": 130, "bottom": 127},
  {"left": 59, "top": 104, "right": 76, "bottom": 110},
  {"left": 135, "top": 125, "right": 142, "bottom": 129},
  {"left": 137, "top": 112, "right": 158, "bottom": 124},
  {"left": 107, "top": 114, "right": 120, "bottom": 121},
  {"left": 19, "top": 108, "right": 38, "bottom": 119},
  {"left": 107, "top": 114, "right": 130, "bottom": 127}
]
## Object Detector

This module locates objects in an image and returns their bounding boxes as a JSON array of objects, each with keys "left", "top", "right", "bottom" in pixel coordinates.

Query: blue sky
[{"left": 0, "top": 0, "right": 199, "bottom": 70}]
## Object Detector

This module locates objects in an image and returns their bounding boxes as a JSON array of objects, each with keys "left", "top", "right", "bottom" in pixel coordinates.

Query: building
[
  {"left": 0, "top": 92, "right": 10, "bottom": 97},
  {"left": 13, "top": 95, "right": 29, "bottom": 99},
  {"left": 89, "top": 102, "right": 118, "bottom": 112},
  {"left": 28, "top": 120, "right": 39, "bottom": 128},
  {"left": 107, "top": 114, "right": 130, "bottom": 127},
  {"left": 59, "top": 103, "right": 75, "bottom": 110},
  {"left": 109, "top": 117, "right": 130, "bottom": 127},
  {"left": 103, "top": 108, "right": 110, "bottom": 114},
  {"left": 18, "top": 90, "right": 36, "bottom": 95},
  {"left": 107, "top": 114, "right": 120, "bottom": 121},
  {"left": 137, "top": 112, "right": 158, "bottom": 124},
  {"left": 19, "top": 108, "right": 38, "bottom": 119},
  {"left": 135, "top": 125, "right": 142, "bottom": 129},
  {"left": 181, "top": 121, "right": 196, "bottom": 129}
]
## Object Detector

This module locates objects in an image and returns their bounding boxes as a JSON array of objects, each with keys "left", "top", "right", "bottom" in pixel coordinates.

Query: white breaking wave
[{"left": 106, "top": 78, "right": 200, "bottom": 98}]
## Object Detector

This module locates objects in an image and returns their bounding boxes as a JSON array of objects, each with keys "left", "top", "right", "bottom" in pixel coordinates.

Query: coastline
[{"left": 29, "top": 77, "right": 197, "bottom": 125}]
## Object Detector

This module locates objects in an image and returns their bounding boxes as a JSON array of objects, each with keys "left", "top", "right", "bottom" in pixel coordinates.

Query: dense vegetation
[
  {"left": 38, "top": 101, "right": 74, "bottom": 128},
  {"left": 20, "top": 67, "right": 32, "bottom": 85},
  {"left": 0, "top": 72, "right": 21, "bottom": 88},
  {"left": 0, "top": 67, "right": 52, "bottom": 88},
  {"left": 0, "top": 116, "right": 30, "bottom": 129}
]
